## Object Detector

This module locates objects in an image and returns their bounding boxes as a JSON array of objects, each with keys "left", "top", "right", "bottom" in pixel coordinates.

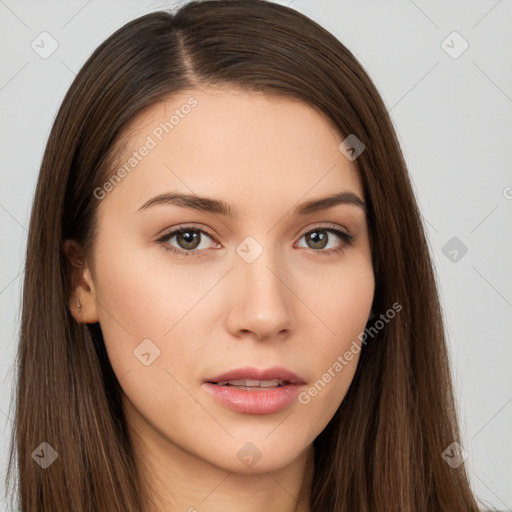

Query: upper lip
[{"left": 205, "top": 366, "right": 305, "bottom": 385}]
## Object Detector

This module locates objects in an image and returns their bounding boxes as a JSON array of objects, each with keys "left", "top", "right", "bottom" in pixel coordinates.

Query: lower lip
[{"left": 202, "top": 382, "right": 303, "bottom": 415}]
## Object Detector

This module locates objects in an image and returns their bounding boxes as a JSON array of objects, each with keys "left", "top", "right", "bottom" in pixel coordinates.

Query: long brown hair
[{"left": 6, "top": 1, "right": 483, "bottom": 510}]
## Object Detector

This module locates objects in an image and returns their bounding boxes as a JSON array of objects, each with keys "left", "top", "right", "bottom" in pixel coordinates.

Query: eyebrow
[{"left": 137, "top": 191, "right": 366, "bottom": 216}]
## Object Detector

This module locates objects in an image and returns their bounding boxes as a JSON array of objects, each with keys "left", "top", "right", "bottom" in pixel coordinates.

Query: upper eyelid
[
  {"left": 296, "top": 222, "right": 350, "bottom": 237},
  {"left": 159, "top": 224, "right": 217, "bottom": 241}
]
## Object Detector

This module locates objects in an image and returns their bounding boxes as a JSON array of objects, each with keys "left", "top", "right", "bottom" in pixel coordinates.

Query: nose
[{"left": 225, "top": 244, "right": 295, "bottom": 341}]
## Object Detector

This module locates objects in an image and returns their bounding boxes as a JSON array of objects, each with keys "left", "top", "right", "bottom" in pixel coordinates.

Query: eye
[
  {"left": 156, "top": 225, "right": 219, "bottom": 257},
  {"left": 295, "top": 224, "right": 354, "bottom": 255},
  {"left": 156, "top": 223, "right": 355, "bottom": 258}
]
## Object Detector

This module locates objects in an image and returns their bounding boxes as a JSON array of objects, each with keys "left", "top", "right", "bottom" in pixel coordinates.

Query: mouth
[
  {"left": 202, "top": 366, "right": 306, "bottom": 415},
  {"left": 212, "top": 378, "right": 292, "bottom": 390}
]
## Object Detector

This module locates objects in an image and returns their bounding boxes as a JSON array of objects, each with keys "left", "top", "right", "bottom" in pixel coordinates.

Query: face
[{"left": 69, "top": 86, "right": 374, "bottom": 475}]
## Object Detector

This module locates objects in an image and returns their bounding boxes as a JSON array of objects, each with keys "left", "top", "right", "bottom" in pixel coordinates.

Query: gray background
[{"left": 1, "top": 0, "right": 511, "bottom": 510}]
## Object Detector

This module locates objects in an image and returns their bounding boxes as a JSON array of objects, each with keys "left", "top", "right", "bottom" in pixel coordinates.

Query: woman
[{"left": 6, "top": 0, "right": 482, "bottom": 510}]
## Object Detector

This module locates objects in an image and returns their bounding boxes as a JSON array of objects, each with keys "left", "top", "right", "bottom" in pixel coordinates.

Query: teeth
[{"left": 216, "top": 378, "right": 285, "bottom": 388}]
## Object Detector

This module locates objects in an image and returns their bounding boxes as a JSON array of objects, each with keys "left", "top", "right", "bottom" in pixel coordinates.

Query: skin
[{"left": 67, "top": 86, "right": 375, "bottom": 512}]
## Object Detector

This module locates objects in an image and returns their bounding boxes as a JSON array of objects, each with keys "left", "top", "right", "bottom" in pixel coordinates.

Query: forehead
[{"left": 100, "top": 86, "right": 364, "bottom": 216}]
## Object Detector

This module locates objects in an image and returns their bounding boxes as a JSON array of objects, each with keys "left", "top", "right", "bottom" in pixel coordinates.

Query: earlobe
[{"left": 64, "top": 239, "right": 100, "bottom": 324}]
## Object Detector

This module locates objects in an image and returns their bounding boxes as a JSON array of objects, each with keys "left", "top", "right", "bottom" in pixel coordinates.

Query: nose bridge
[{"left": 228, "top": 234, "right": 293, "bottom": 338}]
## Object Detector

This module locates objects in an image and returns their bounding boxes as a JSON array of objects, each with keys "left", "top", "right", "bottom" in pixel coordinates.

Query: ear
[{"left": 64, "top": 239, "right": 100, "bottom": 324}]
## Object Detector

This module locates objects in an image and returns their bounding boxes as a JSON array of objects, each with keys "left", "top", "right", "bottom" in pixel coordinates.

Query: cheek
[
  {"left": 91, "top": 238, "right": 226, "bottom": 383},
  {"left": 92, "top": 250, "right": 212, "bottom": 434},
  {"left": 300, "top": 252, "right": 374, "bottom": 339},
  {"left": 294, "top": 257, "right": 373, "bottom": 423},
  {"left": 93, "top": 235, "right": 191, "bottom": 334}
]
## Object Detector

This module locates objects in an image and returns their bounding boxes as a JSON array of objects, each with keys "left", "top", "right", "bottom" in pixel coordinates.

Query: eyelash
[{"left": 156, "top": 223, "right": 355, "bottom": 258}]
